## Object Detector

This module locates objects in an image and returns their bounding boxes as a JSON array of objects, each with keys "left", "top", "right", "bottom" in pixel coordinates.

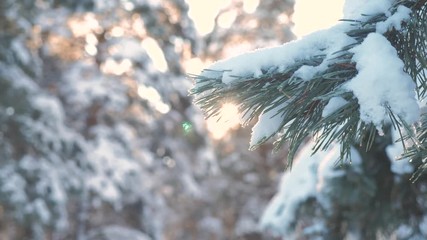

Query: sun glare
[
  {"left": 184, "top": 57, "right": 207, "bottom": 75},
  {"left": 141, "top": 37, "right": 168, "bottom": 72},
  {"left": 243, "top": 0, "right": 260, "bottom": 14},
  {"left": 185, "top": 0, "right": 229, "bottom": 35},
  {"left": 185, "top": 0, "right": 343, "bottom": 38},
  {"left": 293, "top": 0, "right": 345, "bottom": 38},
  {"left": 218, "top": 10, "right": 238, "bottom": 29},
  {"left": 101, "top": 58, "right": 133, "bottom": 75},
  {"left": 138, "top": 85, "right": 171, "bottom": 114},
  {"left": 207, "top": 103, "right": 240, "bottom": 139}
]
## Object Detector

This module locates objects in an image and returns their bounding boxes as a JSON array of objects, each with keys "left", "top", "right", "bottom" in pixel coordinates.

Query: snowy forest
[{"left": 1, "top": 0, "right": 427, "bottom": 240}]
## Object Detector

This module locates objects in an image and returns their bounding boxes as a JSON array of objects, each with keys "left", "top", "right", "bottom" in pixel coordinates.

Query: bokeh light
[
  {"left": 207, "top": 103, "right": 240, "bottom": 139},
  {"left": 182, "top": 121, "right": 193, "bottom": 135}
]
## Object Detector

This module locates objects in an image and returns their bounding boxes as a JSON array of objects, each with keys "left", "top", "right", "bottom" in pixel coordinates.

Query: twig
[{"left": 413, "top": 0, "right": 427, "bottom": 10}]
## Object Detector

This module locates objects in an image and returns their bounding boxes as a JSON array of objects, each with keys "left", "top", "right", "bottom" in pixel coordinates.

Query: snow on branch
[{"left": 190, "top": 0, "right": 427, "bottom": 167}]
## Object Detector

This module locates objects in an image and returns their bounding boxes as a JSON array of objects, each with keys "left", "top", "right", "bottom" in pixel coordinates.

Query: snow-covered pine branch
[{"left": 191, "top": 0, "right": 427, "bottom": 169}]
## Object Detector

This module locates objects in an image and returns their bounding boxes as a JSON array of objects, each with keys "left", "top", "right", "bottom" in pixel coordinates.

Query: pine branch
[
  {"left": 392, "top": 0, "right": 427, "bottom": 97},
  {"left": 400, "top": 111, "right": 427, "bottom": 182},
  {"left": 190, "top": 0, "right": 427, "bottom": 169},
  {"left": 413, "top": 0, "right": 427, "bottom": 10}
]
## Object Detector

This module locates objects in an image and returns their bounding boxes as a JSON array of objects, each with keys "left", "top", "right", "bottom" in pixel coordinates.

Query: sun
[{"left": 206, "top": 103, "right": 240, "bottom": 139}]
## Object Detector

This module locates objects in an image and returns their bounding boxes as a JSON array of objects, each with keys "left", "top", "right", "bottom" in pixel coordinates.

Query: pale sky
[
  {"left": 185, "top": 0, "right": 345, "bottom": 38},
  {"left": 293, "top": 0, "right": 345, "bottom": 37}
]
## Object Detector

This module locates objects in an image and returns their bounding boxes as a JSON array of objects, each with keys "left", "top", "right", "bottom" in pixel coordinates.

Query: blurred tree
[
  {"left": 0, "top": 0, "right": 209, "bottom": 239},
  {"left": 191, "top": 0, "right": 427, "bottom": 239},
  {"left": 0, "top": 0, "right": 296, "bottom": 239}
]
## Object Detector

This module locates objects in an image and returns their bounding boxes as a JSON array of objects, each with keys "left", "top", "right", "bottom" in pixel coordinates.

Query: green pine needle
[{"left": 190, "top": 0, "right": 427, "bottom": 173}]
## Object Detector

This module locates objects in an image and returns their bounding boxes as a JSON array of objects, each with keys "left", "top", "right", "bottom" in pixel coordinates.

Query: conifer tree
[
  {"left": 191, "top": 0, "right": 427, "bottom": 238},
  {"left": 0, "top": 0, "right": 209, "bottom": 239},
  {"left": 1, "top": 0, "right": 299, "bottom": 239},
  {"left": 192, "top": 0, "right": 426, "bottom": 176}
]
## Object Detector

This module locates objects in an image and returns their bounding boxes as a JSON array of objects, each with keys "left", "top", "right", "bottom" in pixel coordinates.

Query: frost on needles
[{"left": 190, "top": 0, "right": 427, "bottom": 170}]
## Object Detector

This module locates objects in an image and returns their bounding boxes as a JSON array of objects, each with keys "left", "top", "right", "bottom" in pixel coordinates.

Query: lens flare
[
  {"left": 207, "top": 103, "right": 240, "bottom": 139},
  {"left": 182, "top": 121, "right": 193, "bottom": 135}
]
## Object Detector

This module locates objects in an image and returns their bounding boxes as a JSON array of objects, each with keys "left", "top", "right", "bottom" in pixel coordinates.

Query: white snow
[
  {"left": 138, "top": 84, "right": 171, "bottom": 114},
  {"left": 260, "top": 141, "right": 363, "bottom": 236},
  {"left": 11, "top": 39, "right": 32, "bottom": 66},
  {"left": 86, "top": 126, "right": 140, "bottom": 204},
  {"left": 141, "top": 37, "right": 168, "bottom": 72},
  {"left": 420, "top": 215, "right": 427, "bottom": 235},
  {"left": 88, "top": 225, "right": 152, "bottom": 240},
  {"left": 345, "top": 1, "right": 413, "bottom": 34},
  {"left": 395, "top": 224, "right": 414, "bottom": 238},
  {"left": 249, "top": 99, "right": 286, "bottom": 148},
  {"left": 344, "top": 33, "right": 419, "bottom": 131},
  {"left": 376, "top": 6, "right": 412, "bottom": 34},
  {"left": 196, "top": 0, "right": 419, "bottom": 160},
  {"left": 3, "top": 64, "right": 38, "bottom": 92},
  {"left": 386, "top": 128, "right": 414, "bottom": 175},
  {"left": 33, "top": 94, "right": 65, "bottom": 124},
  {"left": 63, "top": 62, "right": 129, "bottom": 111},
  {"left": 260, "top": 142, "right": 334, "bottom": 234},
  {"left": 316, "top": 150, "right": 346, "bottom": 192},
  {"left": 110, "top": 38, "right": 148, "bottom": 61},
  {"left": 259, "top": 143, "right": 319, "bottom": 235},
  {"left": 322, "top": 97, "right": 349, "bottom": 118},
  {"left": 343, "top": 0, "right": 392, "bottom": 19},
  {"left": 32, "top": 198, "right": 51, "bottom": 224},
  {"left": 200, "top": 217, "right": 223, "bottom": 233},
  {"left": 201, "top": 25, "right": 354, "bottom": 84},
  {"left": 181, "top": 173, "right": 202, "bottom": 197},
  {"left": 0, "top": 166, "right": 27, "bottom": 204},
  {"left": 235, "top": 217, "right": 258, "bottom": 236}
]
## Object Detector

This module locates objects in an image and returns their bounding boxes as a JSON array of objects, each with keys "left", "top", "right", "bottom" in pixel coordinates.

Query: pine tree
[
  {"left": 1, "top": 0, "right": 212, "bottom": 239},
  {"left": 1, "top": 0, "right": 299, "bottom": 239},
  {"left": 191, "top": 0, "right": 426, "bottom": 169},
  {"left": 191, "top": 0, "right": 427, "bottom": 238},
  {"left": 0, "top": 1, "right": 88, "bottom": 238}
]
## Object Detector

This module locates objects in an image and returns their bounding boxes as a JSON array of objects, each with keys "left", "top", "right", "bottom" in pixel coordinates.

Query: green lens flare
[{"left": 182, "top": 121, "right": 193, "bottom": 134}]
